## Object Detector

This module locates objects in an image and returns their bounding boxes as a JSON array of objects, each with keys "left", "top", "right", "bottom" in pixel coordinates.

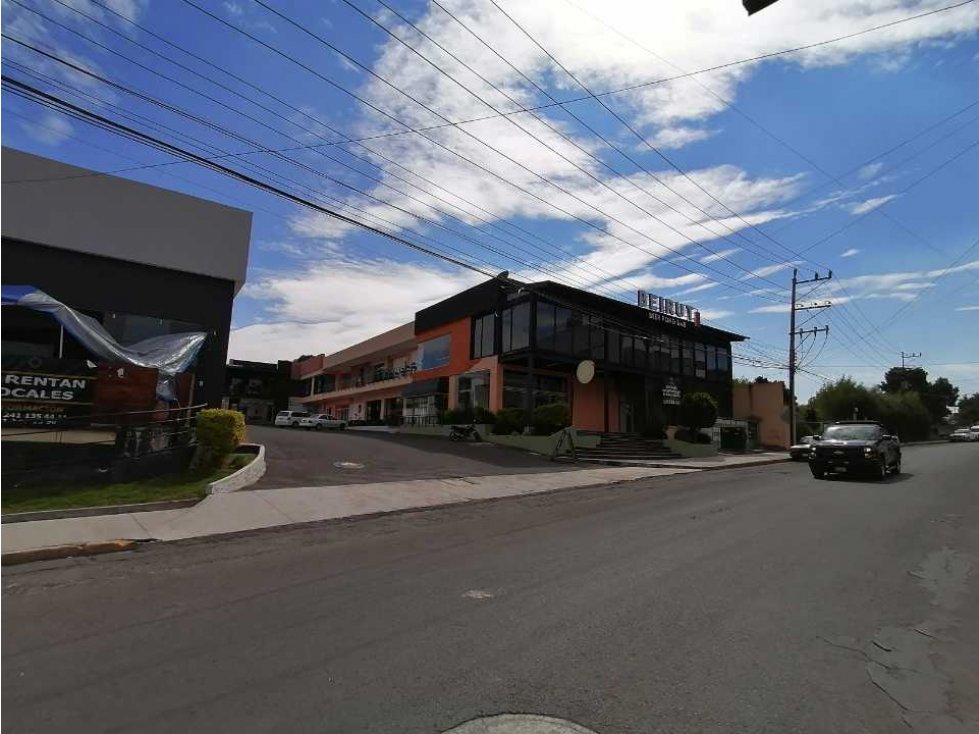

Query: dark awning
[{"left": 402, "top": 377, "right": 448, "bottom": 398}]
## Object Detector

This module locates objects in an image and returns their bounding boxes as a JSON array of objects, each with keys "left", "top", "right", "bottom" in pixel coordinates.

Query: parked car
[
  {"left": 789, "top": 435, "right": 817, "bottom": 461},
  {"left": 809, "top": 421, "right": 901, "bottom": 480},
  {"left": 299, "top": 413, "right": 347, "bottom": 431},
  {"left": 949, "top": 427, "right": 979, "bottom": 442},
  {"left": 274, "top": 410, "right": 311, "bottom": 428}
]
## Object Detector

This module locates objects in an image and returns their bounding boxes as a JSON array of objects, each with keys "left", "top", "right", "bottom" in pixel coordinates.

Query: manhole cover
[
  {"left": 443, "top": 714, "right": 598, "bottom": 733},
  {"left": 333, "top": 461, "right": 365, "bottom": 470}
]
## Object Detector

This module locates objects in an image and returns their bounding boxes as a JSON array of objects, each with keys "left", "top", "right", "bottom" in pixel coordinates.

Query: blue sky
[{"left": 3, "top": 0, "right": 978, "bottom": 399}]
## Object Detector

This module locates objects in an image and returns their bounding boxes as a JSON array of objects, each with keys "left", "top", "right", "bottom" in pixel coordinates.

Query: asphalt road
[
  {"left": 4, "top": 443, "right": 978, "bottom": 733},
  {"left": 249, "top": 424, "right": 580, "bottom": 489}
]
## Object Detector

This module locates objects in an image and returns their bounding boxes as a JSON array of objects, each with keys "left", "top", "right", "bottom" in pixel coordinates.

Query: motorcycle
[{"left": 449, "top": 422, "right": 481, "bottom": 442}]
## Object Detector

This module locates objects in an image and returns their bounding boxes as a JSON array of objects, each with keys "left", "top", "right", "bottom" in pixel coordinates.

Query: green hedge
[
  {"left": 532, "top": 402, "right": 571, "bottom": 436},
  {"left": 493, "top": 408, "right": 528, "bottom": 435},
  {"left": 194, "top": 409, "right": 246, "bottom": 469}
]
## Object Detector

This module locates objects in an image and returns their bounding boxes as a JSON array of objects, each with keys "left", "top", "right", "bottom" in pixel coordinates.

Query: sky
[{"left": 2, "top": 0, "right": 978, "bottom": 401}]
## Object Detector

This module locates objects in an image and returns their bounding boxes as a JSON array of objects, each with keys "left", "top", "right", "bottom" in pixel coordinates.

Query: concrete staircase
[{"left": 573, "top": 432, "right": 683, "bottom": 464}]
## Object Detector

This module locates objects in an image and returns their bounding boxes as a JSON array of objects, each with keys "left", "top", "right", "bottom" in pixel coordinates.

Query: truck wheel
[{"left": 811, "top": 464, "right": 825, "bottom": 480}]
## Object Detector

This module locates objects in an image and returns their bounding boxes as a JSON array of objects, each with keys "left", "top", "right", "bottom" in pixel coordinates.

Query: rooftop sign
[{"left": 637, "top": 290, "right": 701, "bottom": 326}]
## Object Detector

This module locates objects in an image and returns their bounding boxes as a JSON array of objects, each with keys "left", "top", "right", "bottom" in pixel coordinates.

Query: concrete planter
[
  {"left": 208, "top": 443, "right": 266, "bottom": 494},
  {"left": 666, "top": 438, "right": 718, "bottom": 458},
  {"left": 485, "top": 427, "right": 598, "bottom": 456}
]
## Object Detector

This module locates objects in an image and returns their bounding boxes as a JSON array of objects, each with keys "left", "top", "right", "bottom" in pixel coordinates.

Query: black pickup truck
[{"left": 809, "top": 421, "right": 902, "bottom": 480}]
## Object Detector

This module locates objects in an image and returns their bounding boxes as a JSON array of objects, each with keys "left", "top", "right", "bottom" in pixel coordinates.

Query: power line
[
  {"left": 159, "top": 0, "right": 978, "bottom": 154},
  {"left": 173, "top": 0, "right": 800, "bottom": 306},
  {"left": 22, "top": 0, "right": 654, "bottom": 296},
  {"left": 376, "top": 0, "right": 800, "bottom": 281}
]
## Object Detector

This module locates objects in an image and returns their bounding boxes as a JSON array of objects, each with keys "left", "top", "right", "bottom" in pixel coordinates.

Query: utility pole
[
  {"left": 788, "top": 268, "right": 833, "bottom": 445},
  {"left": 901, "top": 351, "right": 922, "bottom": 369}
]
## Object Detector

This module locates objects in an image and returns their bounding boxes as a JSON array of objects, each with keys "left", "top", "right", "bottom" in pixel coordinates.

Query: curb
[
  {"left": 2, "top": 498, "right": 200, "bottom": 524},
  {"left": 208, "top": 444, "right": 266, "bottom": 494},
  {"left": 576, "top": 457, "right": 791, "bottom": 470},
  {"left": 2, "top": 540, "right": 138, "bottom": 566}
]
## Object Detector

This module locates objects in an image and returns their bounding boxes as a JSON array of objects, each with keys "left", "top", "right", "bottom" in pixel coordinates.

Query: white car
[
  {"left": 299, "top": 413, "right": 348, "bottom": 431},
  {"left": 949, "top": 426, "right": 979, "bottom": 442},
  {"left": 274, "top": 410, "right": 311, "bottom": 428}
]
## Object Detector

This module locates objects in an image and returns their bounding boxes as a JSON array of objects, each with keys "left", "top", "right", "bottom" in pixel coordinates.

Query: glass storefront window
[
  {"left": 502, "top": 371, "right": 569, "bottom": 409},
  {"left": 472, "top": 313, "right": 495, "bottom": 358},
  {"left": 670, "top": 336, "right": 681, "bottom": 374},
  {"left": 554, "top": 307, "right": 573, "bottom": 354},
  {"left": 458, "top": 371, "right": 491, "bottom": 410},
  {"left": 417, "top": 334, "right": 451, "bottom": 370}
]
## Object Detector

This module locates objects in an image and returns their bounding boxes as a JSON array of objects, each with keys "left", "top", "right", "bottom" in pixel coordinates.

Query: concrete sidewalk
[{"left": 2, "top": 466, "right": 697, "bottom": 557}]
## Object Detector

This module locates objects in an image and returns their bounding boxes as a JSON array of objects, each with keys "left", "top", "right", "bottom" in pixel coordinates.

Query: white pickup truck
[{"left": 299, "top": 413, "right": 348, "bottom": 431}]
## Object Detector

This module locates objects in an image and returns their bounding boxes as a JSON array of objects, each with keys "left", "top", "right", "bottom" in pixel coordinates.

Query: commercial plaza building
[
  {"left": 1, "top": 148, "right": 252, "bottom": 408},
  {"left": 293, "top": 277, "right": 746, "bottom": 433}
]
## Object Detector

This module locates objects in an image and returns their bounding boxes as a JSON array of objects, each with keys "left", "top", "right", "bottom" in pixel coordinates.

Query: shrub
[
  {"left": 194, "top": 409, "right": 246, "bottom": 469},
  {"left": 532, "top": 402, "right": 571, "bottom": 436},
  {"left": 493, "top": 407, "right": 528, "bottom": 435},
  {"left": 678, "top": 392, "right": 718, "bottom": 436},
  {"left": 443, "top": 408, "right": 474, "bottom": 424},
  {"left": 674, "top": 427, "right": 712, "bottom": 444},
  {"left": 473, "top": 406, "right": 496, "bottom": 425}
]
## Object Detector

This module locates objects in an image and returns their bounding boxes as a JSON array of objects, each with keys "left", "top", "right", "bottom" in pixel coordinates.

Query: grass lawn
[{"left": 2, "top": 453, "right": 254, "bottom": 515}]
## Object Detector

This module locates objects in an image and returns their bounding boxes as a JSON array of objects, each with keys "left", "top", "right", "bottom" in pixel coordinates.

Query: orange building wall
[
  {"left": 414, "top": 319, "right": 504, "bottom": 411},
  {"left": 573, "top": 378, "right": 609, "bottom": 431},
  {"left": 733, "top": 381, "right": 790, "bottom": 448}
]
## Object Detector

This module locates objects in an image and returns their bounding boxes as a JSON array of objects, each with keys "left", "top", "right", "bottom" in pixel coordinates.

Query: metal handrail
[{"left": 2, "top": 403, "right": 208, "bottom": 438}]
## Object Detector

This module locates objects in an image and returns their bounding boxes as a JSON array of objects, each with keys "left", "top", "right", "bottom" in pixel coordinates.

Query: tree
[
  {"left": 679, "top": 392, "right": 718, "bottom": 436},
  {"left": 926, "top": 377, "right": 960, "bottom": 423},
  {"left": 880, "top": 367, "right": 929, "bottom": 395},
  {"left": 811, "top": 376, "right": 878, "bottom": 422},
  {"left": 958, "top": 393, "right": 979, "bottom": 426}
]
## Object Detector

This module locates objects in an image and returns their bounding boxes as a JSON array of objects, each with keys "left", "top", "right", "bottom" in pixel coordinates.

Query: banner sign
[
  {"left": 638, "top": 290, "right": 701, "bottom": 326},
  {"left": 1, "top": 356, "right": 96, "bottom": 427},
  {"left": 663, "top": 378, "right": 682, "bottom": 406}
]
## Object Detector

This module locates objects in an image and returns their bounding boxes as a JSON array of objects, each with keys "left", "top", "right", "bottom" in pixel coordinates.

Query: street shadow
[{"left": 826, "top": 472, "right": 915, "bottom": 484}]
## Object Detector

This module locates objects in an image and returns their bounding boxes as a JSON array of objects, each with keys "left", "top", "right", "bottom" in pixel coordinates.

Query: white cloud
[
  {"left": 840, "top": 248, "right": 860, "bottom": 258},
  {"left": 647, "top": 126, "right": 714, "bottom": 149},
  {"left": 674, "top": 281, "right": 721, "bottom": 296},
  {"left": 22, "top": 112, "right": 72, "bottom": 146},
  {"left": 858, "top": 162, "right": 885, "bottom": 181},
  {"left": 700, "top": 247, "right": 741, "bottom": 264},
  {"left": 748, "top": 303, "right": 792, "bottom": 314},
  {"left": 738, "top": 261, "right": 801, "bottom": 281},
  {"left": 229, "top": 257, "right": 482, "bottom": 361},
  {"left": 846, "top": 194, "right": 900, "bottom": 215},
  {"left": 955, "top": 305, "right": 979, "bottom": 312}
]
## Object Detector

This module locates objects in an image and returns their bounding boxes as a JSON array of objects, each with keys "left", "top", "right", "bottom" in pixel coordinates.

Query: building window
[
  {"left": 669, "top": 336, "right": 681, "bottom": 374},
  {"left": 502, "top": 371, "right": 569, "bottom": 409},
  {"left": 472, "top": 313, "right": 496, "bottom": 359},
  {"left": 715, "top": 346, "right": 730, "bottom": 378},
  {"left": 417, "top": 334, "right": 451, "bottom": 371},
  {"left": 607, "top": 330, "right": 621, "bottom": 364},
  {"left": 573, "top": 314, "right": 605, "bottom": 360},
  {"left": 682, "top": 341, "right": 694, "bottom": 376},
  {"left": 706, "top": 345, "right": 717, "bottom": 380},
  {"left": 501, "top": 302, "right": 530, "bottom": 353},
  {"left": 458, "top": 371, "right": 491, "bottom": 410},
  {"left": 695, "top": 343, "right": 707, "bottom": 379},
  {"left": 650, "top": 336, "right": 668, "bottom": 372},
  {"left": 365, "top": 400, "right": 382, "bottom": 422},
  {"left": 535, "top": 302, "right": 555, "bottom": 350}
]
